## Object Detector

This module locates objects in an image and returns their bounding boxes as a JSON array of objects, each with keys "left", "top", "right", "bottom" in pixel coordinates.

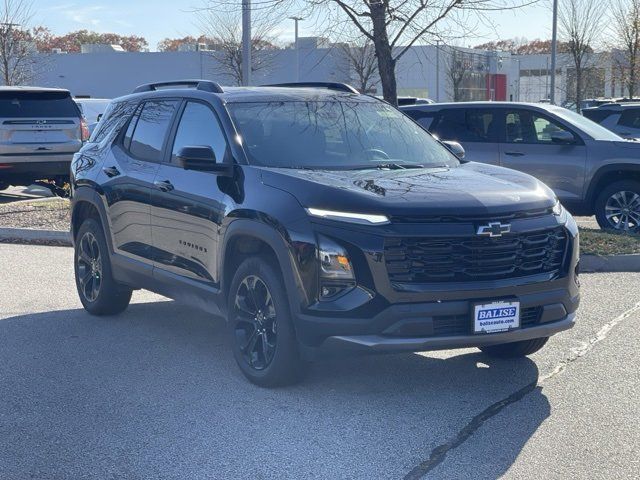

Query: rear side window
[
  {"left": 128, "top": 100, "right": 179, "bottom": 162},
  {"left": 431, "top": 109, "right": 498, "bottom": 143},
  {"left": 618, "top": 109, "right": 640, "bottom": 128},
  {"left": 91, "top": 101, "right": 137, "bottom": 144},
  {"left": 582, "top": 109, "right": 614, "bottom": 124},
  {"left": 0, "top": 91, "right": 80, "bottom": 118},
  {"left": 404, "top": 109, "right": 437, "bottom": 130}
]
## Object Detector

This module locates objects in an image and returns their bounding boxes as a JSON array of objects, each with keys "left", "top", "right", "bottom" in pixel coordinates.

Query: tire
[
  {"left": 594, "top": 180, "right": 640, "bottom": 233},
  {"left": 479, "top": 337, "right": 549, "bottom": 358},
  {"left": 227, "top": 256, "right": 307, "bottom": 387},
  {"left": 74, "top": 218, "right": 132, "bottom": 316}
]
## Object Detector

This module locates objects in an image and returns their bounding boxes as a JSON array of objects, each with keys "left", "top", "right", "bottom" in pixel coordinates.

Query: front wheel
[
  {"left": 228, "top": 256, "right": 307, "bottom": 387},
  {"left": 594, "top": 180, "right": 640, "bottom": 233},
  {"left": 479, "top": 337, "right": 548, "bottom": 358},
  {"left": 74, "top": 218, "right": 132, "bottom": 315}
]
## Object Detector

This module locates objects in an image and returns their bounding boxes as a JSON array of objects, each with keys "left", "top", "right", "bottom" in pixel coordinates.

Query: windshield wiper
[{"left": 348, "top": 163, "right": 425, "bottom": 170}]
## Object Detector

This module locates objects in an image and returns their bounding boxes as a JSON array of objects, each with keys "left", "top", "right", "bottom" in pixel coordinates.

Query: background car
[
  {"left": 582, "top": 103, "right": 640, "bottom": 140},
  {"left": 0, "top": 87, "right": 87, "bottom": 191},
  {"left": 401, "top": 101, "right": 640, "bottom": 232}
]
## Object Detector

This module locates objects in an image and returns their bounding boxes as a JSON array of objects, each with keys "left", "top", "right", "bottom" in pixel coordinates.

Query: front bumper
[{"left": 322, "top": 312, "right": 576, "bottom": 353}]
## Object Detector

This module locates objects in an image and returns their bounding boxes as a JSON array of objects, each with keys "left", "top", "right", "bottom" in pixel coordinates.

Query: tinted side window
[
  {"left": 171, "top": 102, "right": 228, "bottom": 164},
  {"left": 505, "top": 110, "right": 573, "bottom": 144},
  {"left": 129, "top": 100, "right": 179, "bottom": 162},
  {"left": 431, "top": 109, "right": 498, "bottom": 143},
  {"left": 582, "top": 109, "right": 614, "bottom": 124},
  {"left": 404, "top": 109, "right": 438, "bottom": 130},
  {"left": 618, "top": 109, "right": 640, "bottom": 128},
  {"left": 91, "top": 101, "right": 137, "bottom": 143}
]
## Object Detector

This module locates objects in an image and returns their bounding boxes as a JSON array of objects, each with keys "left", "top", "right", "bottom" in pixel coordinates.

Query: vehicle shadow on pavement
[{"left": 0, "top": 300, "right": 550, "bottom": 479}]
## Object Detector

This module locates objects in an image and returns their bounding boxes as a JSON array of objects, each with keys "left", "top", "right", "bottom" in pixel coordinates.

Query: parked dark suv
[{"left": 70, "top": 81, "right": 580, "bottom": 386}]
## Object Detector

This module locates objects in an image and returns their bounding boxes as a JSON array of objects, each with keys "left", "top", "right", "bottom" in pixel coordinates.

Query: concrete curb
[
  {"left": 0, "top": 227, "right": 72, "bottom": 246},
  {"left": 581, "top": 254, "right": 640, "bottom": 273}
]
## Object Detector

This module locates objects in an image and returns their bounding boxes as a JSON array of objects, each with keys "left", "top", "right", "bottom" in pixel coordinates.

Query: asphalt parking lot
[{"left": 0, "top": 243, "right": 638, "bottom": 479}]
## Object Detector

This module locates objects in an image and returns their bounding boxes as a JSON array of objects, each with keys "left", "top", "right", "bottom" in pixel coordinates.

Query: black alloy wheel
[
  {"left": 76, "top": 231, "right": 103, "bottom": 302},
  {"left": 233, "top": 275, "right": 277, "bottom": 371}
]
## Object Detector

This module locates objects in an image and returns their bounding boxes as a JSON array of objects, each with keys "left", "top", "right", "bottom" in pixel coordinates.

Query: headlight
[
  {"left": 552, "top": 200, "right": 563, "bottom": 216},
  {"left": 306, "top": 207, "right": 389, "bottom": 225},
  {"left": 318, "top": 237, "right": 354, "bottom": 280},
  {"left": 317, "top": 235, "right": 355, "bottom": 300}
]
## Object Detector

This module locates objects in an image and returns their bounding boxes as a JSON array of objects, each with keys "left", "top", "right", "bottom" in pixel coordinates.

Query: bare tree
[
  {"left": 0, "top": 0, "right": 35, "bottom": 85},
  {"left": 197, "top": 4, "right": 281, "bottom": 85},
  {"left": 444, "top": 46, "right": 473, "bottom": 101},
  {"left": 338, "top": 39, "right": 378, "bottom": 93},
  {"left": 300, "top": 0, "right": 530, "bottom": 105},
  {"left": 611, "top": 0, "right": 640, "bottom": 98},
  {"left": 558, "top": 0, "right": 606, "bottom": 111}
]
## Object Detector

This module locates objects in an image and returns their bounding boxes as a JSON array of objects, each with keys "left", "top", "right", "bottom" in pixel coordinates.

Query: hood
[{"left": 260, "top": 162, "right": 556, "bottom": 217}]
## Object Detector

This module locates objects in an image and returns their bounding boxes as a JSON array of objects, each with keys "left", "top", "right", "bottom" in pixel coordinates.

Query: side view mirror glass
[
  {"left": 442, "top": 140, "right": 465, "bottom": 159},
  {"left": 550, "top": 130, "right": 575, "bottom": 144},
  {"left": 177, "top": 146, "right": 219, "bottom": 172}
]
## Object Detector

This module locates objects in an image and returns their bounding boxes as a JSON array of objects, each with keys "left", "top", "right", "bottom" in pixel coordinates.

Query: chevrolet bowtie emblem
[{"left": 477, "top": 222, "right": 511, "bottom": 238}]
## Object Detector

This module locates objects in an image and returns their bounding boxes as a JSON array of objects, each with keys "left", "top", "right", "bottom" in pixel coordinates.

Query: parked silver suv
[
  {"left": 0, "top": 87, "right": 86, "bottom": 191},
  {"left": 402, "top": 101, "right": 640, "bottom": 232}
]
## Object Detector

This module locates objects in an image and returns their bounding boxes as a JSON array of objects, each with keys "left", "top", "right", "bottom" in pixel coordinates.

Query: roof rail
[
  {"left": 133, "top": 80, "right": 224, "bottom": 94},
  {"left": 261, "top": 82, "right": 360, "bottom": 94}
]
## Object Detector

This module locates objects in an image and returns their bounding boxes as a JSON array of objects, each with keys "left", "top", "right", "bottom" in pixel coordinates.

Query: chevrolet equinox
[{"left": 70, "top": 81, "right": 580, "bottom": 386}]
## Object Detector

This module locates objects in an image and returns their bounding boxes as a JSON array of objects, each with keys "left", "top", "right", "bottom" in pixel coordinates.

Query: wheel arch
[
  {"left": 220, "top": 219, "right": 310, "bottom": 316},
  {"left": 71, "top": 187, "right": 112, "bottom": 251},
  {"left": 586, "top": 164, "right": 640, "bottom": 208}
]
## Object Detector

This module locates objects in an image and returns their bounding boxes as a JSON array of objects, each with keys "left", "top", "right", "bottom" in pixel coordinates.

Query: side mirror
[
  {"left": 177, "top": 146, "right": 231, "bottom": 175},
  {"left": 550, "top": 130, "right": 575, "bottom": 144},
  {"left": 442, "top": 140, "right": 465, "bottom": 160}
]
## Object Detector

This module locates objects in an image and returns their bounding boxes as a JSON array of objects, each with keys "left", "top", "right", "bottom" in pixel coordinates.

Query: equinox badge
[{"left": 477, "top": 222, "right": 511, "bottom": 238}]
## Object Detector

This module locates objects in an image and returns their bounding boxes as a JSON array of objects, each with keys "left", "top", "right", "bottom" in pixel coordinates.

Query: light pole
[
  {"left": 289, "top": 16, "right": 303, "bottom": 82},
  {"left": 241, "top": 0, "right": 251, "bottom": 86},
  {"left": 435, "top": 40, "right": 440, "bottom": 102},
  {"left": 550, "top": 0, "right": 558, "bottom": 104}
]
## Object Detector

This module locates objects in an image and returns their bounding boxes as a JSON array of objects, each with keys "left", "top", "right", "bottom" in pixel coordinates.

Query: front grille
[
  {"left": 390, "top": 207, "right": 553, "bottom": 224},
  {"left": 430, "top": 306, "right": 543, "bottom": 337},
  {"left": 385, "top": 227, "right": 568, "bottom": 284}
]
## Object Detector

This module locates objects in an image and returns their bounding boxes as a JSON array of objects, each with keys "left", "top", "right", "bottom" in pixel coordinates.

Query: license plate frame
[{"left": 473, "top": 300, "right": 520, "bottom": 334}]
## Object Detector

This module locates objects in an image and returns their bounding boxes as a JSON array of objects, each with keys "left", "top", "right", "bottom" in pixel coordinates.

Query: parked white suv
[{"left": 0, "top": 87, "right": 87, "bottom": 191}]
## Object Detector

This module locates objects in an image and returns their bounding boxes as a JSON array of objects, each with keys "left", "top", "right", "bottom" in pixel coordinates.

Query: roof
[
  {"left": 583, "top": 102, "right": 640, "bottom": 110},
  {"left": 0, "top": 86, "right": 71, "bottom": 94},
  {"left": 116, "top": 82, "right": 374, "bottom": 104},
  {"left": 399, "top": 101, "right": 563, "bottom": 111},
  {"left": 218, "top": 86, "right": 372, "bottom": 103}
]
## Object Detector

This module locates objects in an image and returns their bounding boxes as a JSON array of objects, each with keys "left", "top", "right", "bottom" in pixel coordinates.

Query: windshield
[
  {"left": 227, "top": 100, "right": 458, "bottom": 169},
  {"left": 550, "top": 106, "right": 623, "bottom": 141}
]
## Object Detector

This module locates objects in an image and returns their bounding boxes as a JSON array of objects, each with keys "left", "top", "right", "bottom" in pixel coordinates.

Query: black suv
[{"left": 70, "top": 80, "right": 580, "bottom": 386}]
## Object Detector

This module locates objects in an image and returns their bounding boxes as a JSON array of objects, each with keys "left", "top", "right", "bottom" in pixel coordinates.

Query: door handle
[
  {"left": 504, "top": 151, "right": 525, "bottom": 157},
  {"left": 103, "top": 166, "right": 120, "bottom": 177},
  {"left": 154, "top": 180, "right": 174, "bottom": 192}
]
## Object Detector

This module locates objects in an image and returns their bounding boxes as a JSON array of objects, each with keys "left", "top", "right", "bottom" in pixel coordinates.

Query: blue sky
[{"left": 31, "top": 1, "right": 553, "bottom": 51}]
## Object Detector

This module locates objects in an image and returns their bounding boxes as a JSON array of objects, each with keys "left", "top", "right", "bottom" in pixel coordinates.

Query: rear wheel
[
  {"left": 595, "top": 180, "right": 640, "bottom": 233},
  {"left": 479, "top": 337, "right": 549, "bottom": 358},
  {"left": 74, "top": 218, "right": 132, "bottom": 315},
  {"left": 228, "top": 256, "right": 307, "bottom": 387}
]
